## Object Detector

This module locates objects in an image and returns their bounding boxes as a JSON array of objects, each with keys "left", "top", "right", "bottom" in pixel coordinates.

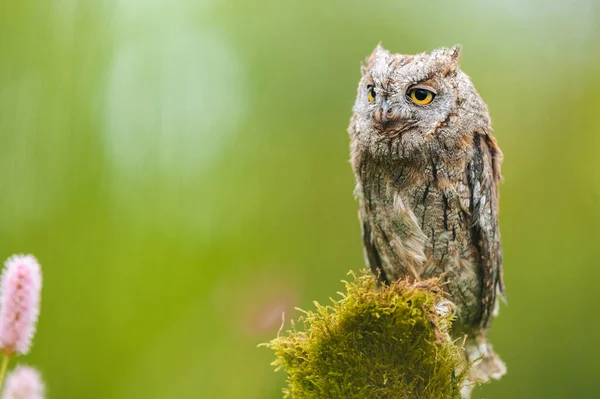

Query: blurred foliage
[
  {"left": 264, "top": 271, "right": 467, "bottom": 399},
  {"left": 0, "top": 0, "right": 598, "bottom": 398}
]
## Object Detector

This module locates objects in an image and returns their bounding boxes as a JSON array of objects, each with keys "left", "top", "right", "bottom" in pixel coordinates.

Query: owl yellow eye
[
  {"left": 367, "top": 85, "right": 376, "bottom": 102},
  {"left": 408, "top": 88, "right": 435, "bottom": 105}
]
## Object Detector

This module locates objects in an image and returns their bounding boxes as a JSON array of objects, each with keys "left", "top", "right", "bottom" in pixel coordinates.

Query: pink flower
[
  {"left": 1, "top": 365, "right": 44, "bottom": 399},
  {"left": 0, "top": 256, "right": 42, "bottom": 355}
]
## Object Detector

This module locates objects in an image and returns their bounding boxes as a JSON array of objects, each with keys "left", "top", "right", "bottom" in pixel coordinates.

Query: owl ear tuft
[
  {"left": 371, "top": 42, "right": 385, "bottom": 57},
  {"left": 367, "top": 43, "right": 389, "bottom": 68},
  {"left": 432, "top": 45, "right": 462, "bottom": 76},
  {"left": 449, "top": 44, "right": 462, "bottom": 61}
]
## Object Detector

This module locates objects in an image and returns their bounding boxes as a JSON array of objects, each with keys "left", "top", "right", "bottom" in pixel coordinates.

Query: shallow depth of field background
[{"left": 1, "top": 1, "right": 599, "bottom": 398}]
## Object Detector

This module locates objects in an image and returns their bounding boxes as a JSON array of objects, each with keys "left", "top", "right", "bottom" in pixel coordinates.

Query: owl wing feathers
[
  {"left": 361, "top": 219, "right": 389, "bottom": 285},
  {"left": 467, "top": 132, "right": 505, "bottom": 328}
]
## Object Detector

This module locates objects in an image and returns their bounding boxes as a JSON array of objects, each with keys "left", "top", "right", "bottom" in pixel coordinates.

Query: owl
[{"left": 348, "top": 45, "right": 506, "bottom": 396}]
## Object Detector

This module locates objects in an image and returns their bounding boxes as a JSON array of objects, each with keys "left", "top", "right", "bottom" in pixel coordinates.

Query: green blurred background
[{"left": 1, "top": 0, "right": 599, "bottom": 398}]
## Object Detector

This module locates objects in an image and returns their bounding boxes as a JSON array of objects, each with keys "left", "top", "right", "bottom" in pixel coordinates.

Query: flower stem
[{"left": 0, "top": 353, "right": 11, "bottom": 392}]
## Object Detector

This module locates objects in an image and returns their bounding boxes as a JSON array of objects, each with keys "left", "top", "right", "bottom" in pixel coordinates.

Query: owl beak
[{"left": 379, "top": 99, "right": 396, "bottom": 125}]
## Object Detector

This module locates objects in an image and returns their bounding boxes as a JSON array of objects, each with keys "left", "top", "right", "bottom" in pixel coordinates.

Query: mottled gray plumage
[{"left": 347, "top": 45, "right": 506, "bottom": 395}]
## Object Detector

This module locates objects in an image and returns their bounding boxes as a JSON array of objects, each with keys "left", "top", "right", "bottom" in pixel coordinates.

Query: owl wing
[
  {"left": 467, "top": 133, "right": 505, "bottom": 328},
  {"left": 361, "top": 215, "right": 389, "bottom": 285}
]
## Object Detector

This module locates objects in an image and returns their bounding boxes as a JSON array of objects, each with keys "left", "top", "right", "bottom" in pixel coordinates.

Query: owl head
[{"left": 350, "top": 45, "right": 490, "bottom": 161}]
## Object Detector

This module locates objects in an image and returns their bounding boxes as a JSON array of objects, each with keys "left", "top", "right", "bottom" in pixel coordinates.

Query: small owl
[{"left": 348, "top": 45, "right": 506, "bottom": 396}]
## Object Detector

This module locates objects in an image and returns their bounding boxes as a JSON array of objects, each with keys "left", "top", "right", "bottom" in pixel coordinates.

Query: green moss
[{"left": 263, "top": 271, "right": 469, "bottom": 398}]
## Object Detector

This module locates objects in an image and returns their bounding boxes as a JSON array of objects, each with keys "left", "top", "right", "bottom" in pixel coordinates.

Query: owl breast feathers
[{"left": 348, "top": 45, "right": 505, "bottom": 333}]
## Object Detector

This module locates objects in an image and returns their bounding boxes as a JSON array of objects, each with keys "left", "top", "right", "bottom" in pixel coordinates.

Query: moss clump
[{"left": 263, "top": 271, "right": 469, "bottom": 398}]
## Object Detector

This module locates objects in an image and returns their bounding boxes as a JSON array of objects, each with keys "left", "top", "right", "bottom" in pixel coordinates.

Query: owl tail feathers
[{"left": 460, "top": 336, "right": 507, "bottom": 398}]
